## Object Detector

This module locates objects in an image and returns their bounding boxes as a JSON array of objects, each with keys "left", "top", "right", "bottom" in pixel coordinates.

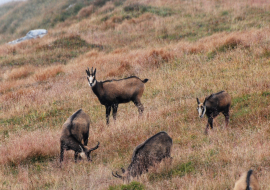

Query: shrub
[
  {"left": 217, "top": 37, "right": 241, "bottom": 52},
  {"left": 106, "top": 61, "right": 132, "bottom": 77},
  {"left": 147, "top": 49, "right": 174, "bottom": 67},
  {"left": 77, "top": 5, "right": 94, "bottom": 18}
]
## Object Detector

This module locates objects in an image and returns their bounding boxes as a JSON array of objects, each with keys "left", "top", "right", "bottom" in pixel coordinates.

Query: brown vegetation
[
  {"left": 33, "top": 65, "right": 63, "bottom": 82},
  {"left": 1, "top": 0, "right": 270, "bottom": 189}
]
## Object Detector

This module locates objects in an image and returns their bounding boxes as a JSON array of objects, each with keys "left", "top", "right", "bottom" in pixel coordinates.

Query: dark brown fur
[
  {"left": 197, "top": 91, "right": 231, "bottom": 133},
  {"left": 112, "top": 131, "right": 172, "bottom": 181},
  {"left": 86, "top": 67, "right": 148, "bottom": 124},
  {"left": 60, "top": 109, "right": 99, "bottom": 162}
]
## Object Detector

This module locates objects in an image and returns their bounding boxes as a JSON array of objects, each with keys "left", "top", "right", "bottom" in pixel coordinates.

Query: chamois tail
[
  {"left": 246, "top": 170, "right": 253, "bottom": 190},
  {"left": 142, "top": 79, "right": 149, "bottom": 83}
]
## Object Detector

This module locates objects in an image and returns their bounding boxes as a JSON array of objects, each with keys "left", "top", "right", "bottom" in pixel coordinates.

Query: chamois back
[
  {"left": 204, "top": 91, "right": 231, "bottom": 110},
  {"left": 60, "top": 109, "right": 90, "bottom": 145},
  {"left": 112, "top": 131, "right": 172, "bottom": 181},
  {"left": 60, "top": 109, "right": 98, "bottom": 163}
]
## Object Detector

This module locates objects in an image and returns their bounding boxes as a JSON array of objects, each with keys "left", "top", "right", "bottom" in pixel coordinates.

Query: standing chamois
[
  {"left": 196, "top": 91, "right": 231, "bottom": 134},
  {"left": 60, "top": 109, "right": 99, "bottom": 163},
  {"left": 86, "top": 67, "right": 148, "bottom": 124},
  {"left": 234, "top": 170, "right": 259, "bottom": 190},
  {"left": 112, "top": 131, "right": 172, "bottom": 181}
]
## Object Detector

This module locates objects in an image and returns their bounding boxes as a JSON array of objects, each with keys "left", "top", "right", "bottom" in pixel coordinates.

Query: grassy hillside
[{"left": 0, "top": 0, "right": 270, "bottom": 189}]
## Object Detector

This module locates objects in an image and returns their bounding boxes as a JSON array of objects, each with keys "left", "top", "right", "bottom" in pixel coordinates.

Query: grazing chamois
[
  {"left": 234, "top": 170, "right": 259, "bottom": 190},
  {"left": 112, "top": 131, "right": 172, "bottom": 181},
  {"left": 86, "top": 67, "right": 148, "bottom": 124},
  {"left": 196, "top": 91, "right": 231, "bottom": 133},
  {"left": 60, "top": 109, "right": 99, "bottom": 163}
]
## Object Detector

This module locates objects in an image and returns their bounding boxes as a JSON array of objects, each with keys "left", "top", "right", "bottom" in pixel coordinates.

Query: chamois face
[
  {"left": 78, "top": 145, "right": 87, "bottom": 160},
  {"left": 87, "top": 74, "right": 96, "bottom": 87},
  {"left": 196, "top": 98, "right": 206, "bottom": 118},
  {"left": 86, "top": 67, "right": 97, "bottom": 87}
]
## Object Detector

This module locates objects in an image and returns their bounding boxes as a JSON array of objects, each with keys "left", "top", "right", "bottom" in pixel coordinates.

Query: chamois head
[
  {"left": 78, "top": 142, "right": 100, "bottom": 161},
  {"left": 86, "top": 67, "right": 97, "bottom": 87},
  {"left": 196, "top": 98, "right": 206, "bottom": 118}
]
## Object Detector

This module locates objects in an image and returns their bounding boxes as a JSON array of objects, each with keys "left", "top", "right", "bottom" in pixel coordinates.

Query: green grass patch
[
  {"left": 52, "top": 4, "right": 83, "bottom": 24},
  {"left": 232, "top": 94, "right": 251, "bottom": 107},
  {"left": 230, "top": 92, "right": 270, "bottom": 125},
  {"left": 123, "top": 3, "right": 173, "bottom": 17},
  {"left": 148, "top": 161, "right": 195, "bottom": 181},
  {"left": 0, "top": 106, "right": 72, "bottom": 134},
  {"left": 262, "top": 91, "right": 270, "bottom": 97},
  {"left": 109, "top": 181, "right": 145, "bottom": 190},
  {"left": 1, "top": 35, "right": 106, "bottom": 66}
]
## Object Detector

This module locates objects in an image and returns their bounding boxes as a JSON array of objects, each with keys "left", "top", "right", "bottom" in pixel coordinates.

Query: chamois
[
  {"left": 196, "top": 91, "right": 231, "bottom": 133},
  {"left": 234, "top": 170, "right": 259, "bottom": 190},
  {"left": 112, "top": 131, "right": 172, "bottom": 181},
  {"left": 60, "top": 109, "right": 99, "bottom": 163},
  {"left": 86, "top": 67, "right": 148, "bottom": 124}
]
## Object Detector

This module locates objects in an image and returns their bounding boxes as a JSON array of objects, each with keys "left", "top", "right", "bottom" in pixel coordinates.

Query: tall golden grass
[
  {"left": 1, "top": 0, "right": 270, "bottom": 189},
  {"left": 33, "top": 65, "right": 63, "bottom": 82}
]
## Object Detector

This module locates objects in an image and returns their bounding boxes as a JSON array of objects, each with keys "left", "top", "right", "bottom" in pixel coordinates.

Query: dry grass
[
  {"left": 77, "top": 5, "right": 94, "bottom": 19},
  {"left": 0, "top": 129, "right": 60, "bottom": 165},
  {"left": 33, "top": 65, "right": 63, "bottom": 82},
  {"left": 3, "top": 65, "right": 34, "bottom": 81},
  {"left": 1, "top": 0, "right": 270, "bottom": 189}
]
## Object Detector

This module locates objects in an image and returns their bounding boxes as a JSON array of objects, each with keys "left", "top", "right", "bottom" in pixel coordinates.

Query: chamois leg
[
  {"left": 112, "top": 104, "right": 118, "bottom": 121},
  {"left": 60, "top": 143, "right": 65, "bottom": 163},
  {"left": 208, "top": 117, "right": 213, "bottom": 129},
  {"left": 205, "top": 117, "right": 213, "bottom": 134},
  {"left": 133, "top": 99, "right": 144, "bottom": 115},
  {"left": 83, "top": 132, "right": 89, "bottom": 146},
  {"left": 74, "top": 152, "right": 79, "bottom": 163},
  {"left": 223, "top": 111, "right": 230, "bottom": 128},
  {"left": 105, "top": 105, "right": 112, "bottom": 125}
]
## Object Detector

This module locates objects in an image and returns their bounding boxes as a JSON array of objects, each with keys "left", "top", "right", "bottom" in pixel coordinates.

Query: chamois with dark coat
[
  {"left": 233, "top": 170, "right": 259, "bottom": 190},
  {"left": 86, "top": 67, "right": 148, "bottom": 125},
  {"left": 196, "top": 91, "right": 231, "bottom": 133},
  {"left": 60, "top": 109, "right": 99, "bottom": 163},
  {"left": 112, "top": 131, "right": 172, "bottom": 181}
]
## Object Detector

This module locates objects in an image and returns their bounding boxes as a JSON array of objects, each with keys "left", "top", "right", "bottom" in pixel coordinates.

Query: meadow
[{"left": 0, "top": 0, "right": 270, "bottom": 189}]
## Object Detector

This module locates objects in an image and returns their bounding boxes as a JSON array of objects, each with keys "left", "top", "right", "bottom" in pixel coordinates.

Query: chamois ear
[
  {"left": 86, "top": 67, "right": 90, "bottom": 76},
  {"left": 93, "top": 68, "right": 96, "bottom": 76},
  {"left": 196, "top": 98, "right": 200, "bottom": 104}
]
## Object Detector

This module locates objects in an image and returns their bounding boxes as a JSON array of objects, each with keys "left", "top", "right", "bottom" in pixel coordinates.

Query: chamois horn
[{"left": 89, "top": 141, "right": 100, "bottom": 152}]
